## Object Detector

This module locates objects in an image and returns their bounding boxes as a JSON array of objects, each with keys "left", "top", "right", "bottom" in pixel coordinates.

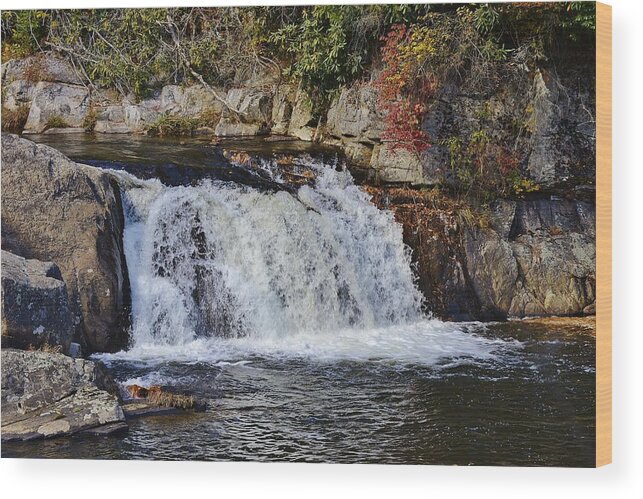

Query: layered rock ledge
[
  {"left": 368, "top": 188, "right": 596, "bottom": 320},
  {"left": 1, "top": 349, "right": 125, "bottom": 441}
]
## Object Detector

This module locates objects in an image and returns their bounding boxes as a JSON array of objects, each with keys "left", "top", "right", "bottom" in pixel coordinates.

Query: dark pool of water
[
  {"left": 25, "top": 133, "right": 345, "bottom": 187},
  {"left": 2, "top": 320, "right": 595, "bottom": 466}
]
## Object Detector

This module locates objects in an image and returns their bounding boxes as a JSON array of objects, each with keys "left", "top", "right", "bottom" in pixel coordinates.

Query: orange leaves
[{"left": 375, "top": 24, "right": 432, "bottom": 154}]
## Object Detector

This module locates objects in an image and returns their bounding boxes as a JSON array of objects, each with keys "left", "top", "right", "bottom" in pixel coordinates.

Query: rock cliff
[
  {"left": 1, "top": 133, "right": 130, "bottom": 352},
  {"left": 368, "top": 188, "right": 595, "bottom": 320}
]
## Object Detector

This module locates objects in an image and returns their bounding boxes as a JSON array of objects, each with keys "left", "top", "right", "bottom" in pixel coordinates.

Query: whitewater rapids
[{"left": 107, "top": 158, "right": 515, "bottom": 366}]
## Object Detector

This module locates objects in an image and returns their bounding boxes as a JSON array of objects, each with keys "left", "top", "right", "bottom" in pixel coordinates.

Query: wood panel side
[{"left": 596, "top": 1, "right": 612, "bottom": 468}]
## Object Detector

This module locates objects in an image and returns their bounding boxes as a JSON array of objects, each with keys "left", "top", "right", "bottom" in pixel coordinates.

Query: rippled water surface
[{"left": 2, "top": 320, "right": 595, "bottom": 466}]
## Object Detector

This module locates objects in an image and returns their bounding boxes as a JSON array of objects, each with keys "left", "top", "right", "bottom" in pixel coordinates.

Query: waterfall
[
  {"left": 120, "top": 159, "right": 424, "bottom": 349},
  {"left": 104, "top": 156, "right": 511, "bottom": 366}
]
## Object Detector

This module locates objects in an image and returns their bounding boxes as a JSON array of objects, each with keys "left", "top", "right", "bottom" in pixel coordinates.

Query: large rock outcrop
[
  {"left": 1, "top": 133, "right": 130, "bottom": 352},
  {"left": 1, "top": 250, "right": 74, "bottom": 352},
  {"left": 1, "top": 349, "right": 124, "bottom": 441},
  {"left": 464, "top": 198, "right": 595, "bottom": 317},
  {"left": 322, "top": 66, "right": 595, "bottom": 190},
  {"left": 369, "top": 188, "right": 595, "bottom": 320}
]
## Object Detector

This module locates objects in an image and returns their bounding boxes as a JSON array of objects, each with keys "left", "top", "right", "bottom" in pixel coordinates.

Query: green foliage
[
  {"left": 44, "top": 115, "right": 68, "bottom": 129},
  {"left": 2, "top": 8, "right": 278, "bottom": 100},
  {"left": 147, "top": 114, "right": 200, "bottom": 136},
  {"left": 49, "top": 9, "right": 171, "bottom": 100},
  {"left": 568, "top": 2, "right": 597, "bottom": 30},
  {"left": 265, "top": 4, "right": 432, "bottom": 116},
  {"left": 473, "top": 4, "right": 501, "bottom": 34},
  {"left": 1, "top": 4, "right": 595, "bottom": 110},
  {"left": 506, "top": 172, "right": 541, "bottom": 195},
  {"left": 486, "top": 2, "right": 596, "bottom": 59},
  {"left": 1, "top": 11, "right": 49, "bottom": 59}
]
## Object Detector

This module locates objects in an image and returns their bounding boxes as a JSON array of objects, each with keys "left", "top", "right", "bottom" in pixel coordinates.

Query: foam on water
[
  {"left": 100, "top": 320, "right": 515, "bottom": 367},
  {"left": 110, "top": 157, "right": 517, "bottom": 367}
]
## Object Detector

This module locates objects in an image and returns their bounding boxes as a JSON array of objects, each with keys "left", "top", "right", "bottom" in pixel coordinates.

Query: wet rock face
[
  {"left": 464, "top": 198, "right": 596, "bottom": 318},
  {"left": 1, "top": 134, "right": 130, "bottom": 353},
  {"left": 367, "top": 189, "right": 481, "bottom": 320},
  {"left": 1, "top": 250, "right": 74, "bottom": 352},
  {"left": 1, "top": 349, "right": 124, "bottom": 441},
  {"left": 371, "top": 189, "right": 596, "bottom": 320}
]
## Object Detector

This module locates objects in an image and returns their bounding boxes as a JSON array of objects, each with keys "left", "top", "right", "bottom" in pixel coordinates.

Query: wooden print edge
[{"left": 596, "top": 1, "right": 612, "bottom": 468}]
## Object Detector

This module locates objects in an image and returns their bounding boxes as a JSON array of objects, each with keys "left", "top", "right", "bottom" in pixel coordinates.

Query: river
[{"left": 1, "top": 134, "right": 595, "bottom": 466}]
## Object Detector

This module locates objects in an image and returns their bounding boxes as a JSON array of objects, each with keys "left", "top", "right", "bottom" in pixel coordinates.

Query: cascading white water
[
  {"left": 122, "top": 159, "right": 422, "bottom": 342},
  {"left": 112, "top": 157, "right": 509, "bottom": 365}
]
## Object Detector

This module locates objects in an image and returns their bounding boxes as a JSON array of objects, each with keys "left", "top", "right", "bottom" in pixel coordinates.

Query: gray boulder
[
  {"left": 215, "top": 87, "right": 272, "bottom": 136},
  {"left": 92, "top": 85, "right": 226, "bottom": 135},
  {"left": 22, "top": 81, "right": 90, "bottom": 133},
  {"left": 1, "top": 250, "right": 73, "bottom": 352},
  {"left": 1, "top": 134, "right": 130, "bottom": 353},
  {"left": 227, "top": 88, "right": 272, "bottom": 123},
  {"left": 1, "top": 349, "right": 124, "bottom": 441},
  {"left": 180, "top": 85, "right": 224, "bottom": 117},
  {"left": 327, "top": 84, "right": 383, "bottom": 141},
  {"left": 94, "top": 103, "right": 159, "bottom": 134}
]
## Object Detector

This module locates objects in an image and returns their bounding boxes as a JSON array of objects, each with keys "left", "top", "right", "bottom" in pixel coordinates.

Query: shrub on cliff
[
  {"left": 373, "top": 2, "right": 594, "bottom": 202},
  {"left": 264, "top": 4, "right": 432, "bottom": 116},
  {"left": 1, "top": 106, "right": 29, "bottom": 133},
  {"left": 1, "top": 3, "right": 595, "bottom": 128}
]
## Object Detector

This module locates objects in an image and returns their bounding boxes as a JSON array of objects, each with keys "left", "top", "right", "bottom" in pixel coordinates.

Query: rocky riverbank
[
  {"left": 2, "top": 52, "right": 595, "bottom": 189},
  {"left": 1, "top": 348, "right": 206, "bottom": 442}
]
